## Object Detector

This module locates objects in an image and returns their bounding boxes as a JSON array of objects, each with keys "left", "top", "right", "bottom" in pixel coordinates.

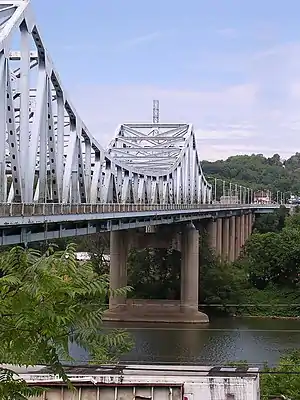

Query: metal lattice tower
[
  {"left": 152, "top": 100, "right": 159, "bottom": 123},
  {"left": 0, "top": 0, "right": 212, "bottom": 206}
]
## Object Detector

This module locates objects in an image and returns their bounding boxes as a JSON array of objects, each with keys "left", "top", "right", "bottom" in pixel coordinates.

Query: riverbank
[{"left": 237, "top": 314, "right": 300, "bottom": 320}]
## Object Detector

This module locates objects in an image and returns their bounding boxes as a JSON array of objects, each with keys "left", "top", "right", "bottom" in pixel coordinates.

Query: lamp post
[{"left": 214, "top": 177, "right": 217, "bottom": 203}]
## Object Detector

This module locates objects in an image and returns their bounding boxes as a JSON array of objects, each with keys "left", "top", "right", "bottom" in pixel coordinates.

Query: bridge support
[
  {"left": 229, "top": 216, "right": 236, "bottom": 262},
  {"left": 240, "top": 214, "right": 245, "bottom": 250},
  {"left": 180, "top": 223, "right": 208, "bottom": 321},
  {"left": 207, "top": 220, "right": 217, "bottom": 250},
  {"left": 105, "top": 224, "right": 208, "bottom": 324},
  {"left": 248, "top": 213, "right": 253, "bottom": 237},
  {"left": 180, "top": 223, "right": 199, "bottom": 313},
  {"left": 216, "top": 218, "right": 222, "bottom": 256},
  {"left": 235, "top": 216, "right": 241, "bottom": 258},
  {"left": 244, "top": 213, "right": 249, "bottom": 242},
  {"left": 222, "top": 217, "right": 230, "bottom": 260},
  {"left": 109, "top": 230, "right": 128, "bottom": 310}
]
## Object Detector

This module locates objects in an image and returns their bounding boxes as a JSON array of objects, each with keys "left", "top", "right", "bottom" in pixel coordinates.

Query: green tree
[
  {"left": 202, "top": 152, "right": 300, "bottom": 195},
  {"left": 0, "top": 244, "right": 133, "bottom": 399},
  {"left": 199, "top": 232, "right": 248, "bottom": 315},
  {"left": 261, "top": 350, "right": 300, "bottom": 399},
  {"left": 253, "top": 207, "right": 289, "bottom": 234},
  {"left": 245, "top": 228, "right": 300, "bottom": 288},
  {"left": 127, "top": 248, "right": 180, "bottom": 300}
]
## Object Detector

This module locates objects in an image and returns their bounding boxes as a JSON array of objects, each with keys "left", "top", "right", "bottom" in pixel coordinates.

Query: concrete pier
[
  {"left": 229, "top": 215, "right": 236, "bottom": 261},
  {"left": 105, "top": 224, "right": 208, "bottom": 324},
  {"left": 222, "top": 217, "right": 230, "bottom": 260},
  {"left": 109, "top": 230, "right": 128, "bottom": 310}
]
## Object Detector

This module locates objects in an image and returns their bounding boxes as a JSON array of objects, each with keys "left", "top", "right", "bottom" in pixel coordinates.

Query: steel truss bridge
[{"left": 0, "top": 1, "right": 278, "bottom": 245}]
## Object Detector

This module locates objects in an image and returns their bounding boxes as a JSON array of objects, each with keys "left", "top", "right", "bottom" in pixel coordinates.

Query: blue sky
[{"left": 29, "top": 0, "right": 300, "bottom": 160}]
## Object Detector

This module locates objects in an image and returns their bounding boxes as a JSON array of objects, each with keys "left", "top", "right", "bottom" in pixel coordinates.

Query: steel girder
[
  {"left": 108, "top": 123, "right": 212, "bottom": 204},
  {"left": 0, "top": 1, "right": 212, "bottom": 205}
]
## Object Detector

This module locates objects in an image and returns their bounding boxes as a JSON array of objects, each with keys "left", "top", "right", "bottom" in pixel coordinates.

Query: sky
[{"left": 28, "top": 0, "right": 300, "bottom": 160}]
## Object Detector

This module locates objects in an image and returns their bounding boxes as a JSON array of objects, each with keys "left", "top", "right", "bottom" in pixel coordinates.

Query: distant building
[
  {"left": 220, "top": 195, "right": 239, "bottom": 204},
  {"left": 75, "top": 252, "right": 110, "bottom": 262},
  {"left": 254, "top": 191, "right": 270, "bottom": 204}
]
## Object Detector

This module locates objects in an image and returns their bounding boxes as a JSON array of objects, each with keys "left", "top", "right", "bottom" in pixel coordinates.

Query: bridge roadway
[{"left": 0, "top": 202, "right": 277, "bottom": 246}]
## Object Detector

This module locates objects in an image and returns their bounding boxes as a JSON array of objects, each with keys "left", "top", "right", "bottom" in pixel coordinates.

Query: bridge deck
[{"left": 0, "top": 202, "right": 277, "bottom": 218}]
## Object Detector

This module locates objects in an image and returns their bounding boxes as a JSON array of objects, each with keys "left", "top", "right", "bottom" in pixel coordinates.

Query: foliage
[
  {"left": 253, "top": 206, "right": 289, "bottom": 233},
  {"left": 244, "top": 226, "right": 300, "bottom": 289},
  {"left": 199, "top": 233, "right": 249, "bottom": 315},
  {"left": 202, "top": 152, "right": 300, "bottom": 195},
  {"left": 0, "top": 244, "right": 133, "bottom": 398},
  {"left": 261, "top": 350, "right": 300, "bottom": 399},
  {"left": 0, "top": 367, "right": 45, "bottom": 400},
  {"left": 127, "top": 248, "right": 180, "bottom": 300},
  {"left": 73, "top": 234, "right": 110, "bottom": 276},
  {"left": 237, "top": 285, "right": 300, "bottom": 317}
]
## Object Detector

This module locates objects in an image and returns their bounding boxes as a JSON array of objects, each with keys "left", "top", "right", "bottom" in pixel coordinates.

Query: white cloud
[
  {"left": 66, "top": 42, "right": 300, "bottom": 161},
  {"left": 120, "top": 32, "right": 161, "bottom": 49}
]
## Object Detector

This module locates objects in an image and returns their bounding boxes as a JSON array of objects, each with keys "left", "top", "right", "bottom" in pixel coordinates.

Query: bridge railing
[{"left": 0, "top": 203, "right": 277, "bottom": 217}]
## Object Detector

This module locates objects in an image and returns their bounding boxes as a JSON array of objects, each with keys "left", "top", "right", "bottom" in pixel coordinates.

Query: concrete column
[
  {"left": 216, "top": 218, "right": 222, "bottom": 256},
  {"left": 244, "top": 213, "right": 249, "bottom": 242},
  {"left": 229, "top": 216, "right": 236, "bottom": 262},
  {"left": 240, "top": 214, "right": 245, "bottom": 249},
  {"left": 109, "top": 230, "right": 128, "bottom": 310},
  {"left": 235, "top": 216, "right": 241, "bottom": 258},
  {"left": 180, "top": 223, "right": 199, "bottom": 314},
  {"left": 248, "top": 213, "right": 253, "bottom": 237},
  {"left": 222, "top": 217, "right": 230, "bottom": 260},
  {"left": 207, "top": 220, "right": 217, "bottom": 251}
]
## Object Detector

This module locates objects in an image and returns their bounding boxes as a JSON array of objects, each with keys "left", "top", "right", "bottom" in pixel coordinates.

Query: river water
[{"left": 71, "top": 317, "right": 300, "bottom": 367}]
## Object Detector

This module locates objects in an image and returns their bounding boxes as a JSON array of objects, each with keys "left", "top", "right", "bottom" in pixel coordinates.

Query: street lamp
[
  {"left": 276, "top": 190, "right": 280, "bottom": 204},
  {"left": 214, "top": 177, "right": 217, "bottom": 203}
]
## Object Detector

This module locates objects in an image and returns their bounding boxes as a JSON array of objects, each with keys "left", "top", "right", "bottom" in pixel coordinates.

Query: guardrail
[{"left": 0, "top": 203, "right": 278, "bottom": 217}]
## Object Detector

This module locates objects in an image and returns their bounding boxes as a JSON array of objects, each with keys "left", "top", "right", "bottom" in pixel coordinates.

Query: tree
[
  {"left": 127, "top": 248, "right": 180, "bottom": 300},
  {"left": 244, "top": 228, "right": 300, "bottom": 289},
  {"left": 0, "top": 244, "right": 133, "bottom": 399},
  {"left": 261, "top": 350, "right": 300, "bottom": 399},
  {"left": 253, "top": 207, "right": 289, "bottom": 234},
  {"left": 202, "top": 152, "right": 300, "bottom": 195}
]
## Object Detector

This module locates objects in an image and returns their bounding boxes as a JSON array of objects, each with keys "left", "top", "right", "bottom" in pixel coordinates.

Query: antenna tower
[{"left": 152, "top": 100, "right": 159, "bottom": 123}]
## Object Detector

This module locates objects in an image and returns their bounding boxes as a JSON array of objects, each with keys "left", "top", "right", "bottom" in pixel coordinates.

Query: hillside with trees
[{"left": 201, "top": 152, "right": 300, "bottom": 195}]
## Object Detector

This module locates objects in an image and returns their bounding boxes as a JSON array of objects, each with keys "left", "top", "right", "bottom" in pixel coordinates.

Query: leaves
[
  {"left": 261, "top": 351, "right": 300, "bottom": 399},
  {"left": 202, "top": 152, "right": 298, "bottom": 195},
  {"left": 0, "top": 243, "right": 133, "bottom": 398}
]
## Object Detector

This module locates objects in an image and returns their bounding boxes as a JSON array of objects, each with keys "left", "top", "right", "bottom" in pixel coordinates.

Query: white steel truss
[{"left": 0, "top": 0, "right": 212, "bottom": 205}]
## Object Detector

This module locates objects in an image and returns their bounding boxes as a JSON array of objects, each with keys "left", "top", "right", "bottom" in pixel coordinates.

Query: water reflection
[{"left": 70, "top": 318, "right": 300, "bottom": 367}]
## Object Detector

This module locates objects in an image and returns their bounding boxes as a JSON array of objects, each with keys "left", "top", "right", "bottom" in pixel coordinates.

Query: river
[{"left": 71, "top": 317, "right": 300, "bottom": 367}]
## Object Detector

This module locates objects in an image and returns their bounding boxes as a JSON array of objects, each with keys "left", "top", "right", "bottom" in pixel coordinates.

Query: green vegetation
[
  {"left": 261, "top": 350, "right": 300, "bottom": 399},
  {"left": 202, "top": 152, "right": 300, "bottom": 195},
  {"left": 231, "top": 350, "right": 300, "bottom": 399},
  {"left": 0, "top": 244, "right": 132, "bottom": 399}
]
